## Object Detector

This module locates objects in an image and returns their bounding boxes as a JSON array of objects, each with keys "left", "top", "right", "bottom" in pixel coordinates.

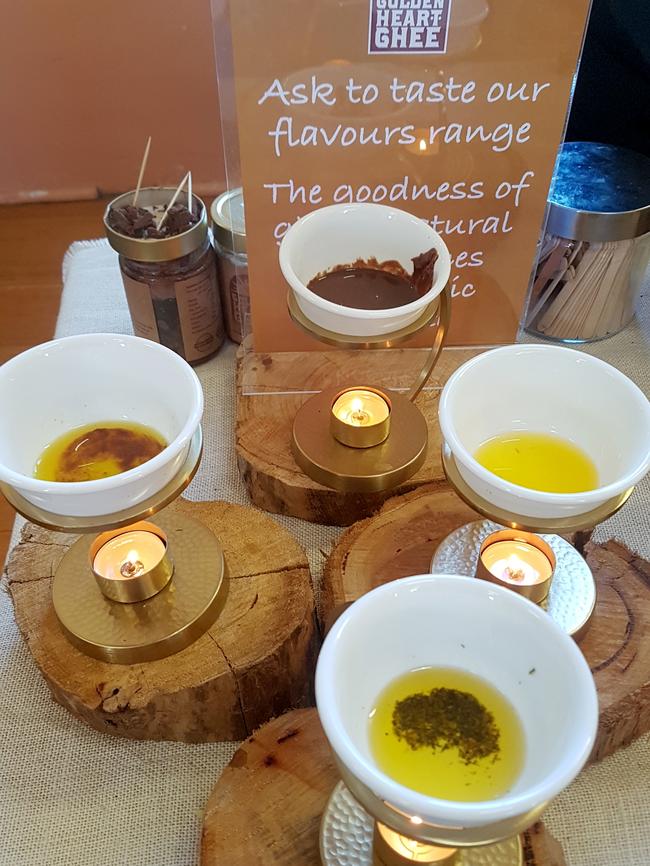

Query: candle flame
[
  {"left": 351, "top": 397, "right": 364, "bottom": 414},
  {"left": 120, "top": 550, "right": 145, "bottom": 578},
  {"left": 502, "top": 554, "right": 526, "bottom": 582},
  {"left": 418, "top": 138, "right": 427, "bottom": 152}
]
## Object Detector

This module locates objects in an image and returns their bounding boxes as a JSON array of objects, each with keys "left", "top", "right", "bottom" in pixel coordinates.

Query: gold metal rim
[
  {"left": 442, "top": 445, "right": 635, "bottom": 533},
  {"left": 287, "top": 290, "right": 442, "bottom": 349},
  {"left": 330, "top": 387, "right": 392, "bottom": 448},
  {"left": 374, "top": 822, "right": 457, "bottom": 865},
  {"left": 52, "top": 510, "right": 226, "bottom": 664},
  {"left": 0, "top": 427, "right": 203, "bottom": 534},
  {"left": 292, "top": 388, "right": 428, "bottom": 493},
  {"left": 90, "top": 521, "right": 174, "bottom": 603},
  {"left": 476, "top": 528, "right": 555, "bottom": 604},
  {"left": 104, "top": 187, "right": 208, "bottom": 262}
]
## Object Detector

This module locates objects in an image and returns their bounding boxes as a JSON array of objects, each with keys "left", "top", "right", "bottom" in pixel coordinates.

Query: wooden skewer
[
  {"left": 570, "top": 245, "right": 615, "bottom": 337},
  {"left": 593, "top": 241, "right": 635, "bottom": 337},
  {"left": 526, "top": 238, "right": 574, "bottom": 327},
  {"left": 527, "top": 261, "right": 569, "bottom": 325},
  {"left": 156, "top": 171, "right": 190, "bottom": 230},
  {"left": 615, "top": 241, "right": 639, "bottom": 330},
  {"left": 132, "top": 136, "right": 152, "bottom": 206},
  {"left": 537, "top": 243, "right": 604, "bottom": 334},
  {"left": 533, "top": 233, "right": 639, "bottom": 342},
  {"left": 550, "top": 246, "right": 610, "bottom": 336},
  {"left": 583, "top": 242, "right": 626, "bottom": 338},
  {"left": 187, "top": 171, "right": 193, "bottom": 216}
]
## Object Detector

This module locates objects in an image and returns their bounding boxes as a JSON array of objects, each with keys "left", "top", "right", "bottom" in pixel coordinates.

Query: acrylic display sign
[{"left": 223, "top": 0, "right": 591, "bottom": 351}]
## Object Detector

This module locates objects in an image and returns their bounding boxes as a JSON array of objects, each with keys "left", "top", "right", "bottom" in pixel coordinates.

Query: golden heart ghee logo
[{"left": 368, "top": 0, "right": 452, "bottom": 54}]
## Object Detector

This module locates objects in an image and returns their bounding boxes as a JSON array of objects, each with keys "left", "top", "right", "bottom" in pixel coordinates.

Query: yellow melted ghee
[
  {"left": 474, "top": 432, "right": 598, "bottom": 494},
  {"left": 34, "top": 421, "right": 167, "bottom": 482},
  {"left": 369, "top": 667, "right": 525, "bottom": 802}
]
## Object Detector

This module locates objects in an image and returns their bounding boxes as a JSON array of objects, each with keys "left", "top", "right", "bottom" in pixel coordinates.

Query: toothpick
[
  {"left": 187, "top": 171, "right": 193, "bottom": 216},
  {"left": 157, "top": 171, "right": 190, "bottom": 230},
  {"left": 132, "top": 136, "right": 152, "bottom": 206}
]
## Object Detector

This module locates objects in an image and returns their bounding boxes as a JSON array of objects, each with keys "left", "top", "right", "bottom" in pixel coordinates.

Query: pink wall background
[{"left": 0, "top": 0, "right": 225, "bottom": 203}]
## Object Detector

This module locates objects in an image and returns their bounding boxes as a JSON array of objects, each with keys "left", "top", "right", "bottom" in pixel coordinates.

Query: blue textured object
[
  {"left": 550, "top": 142, "right": 650, "bottom": 213},
  {"left": 546, "top": 142, "right": 650, "bottom": 242}
]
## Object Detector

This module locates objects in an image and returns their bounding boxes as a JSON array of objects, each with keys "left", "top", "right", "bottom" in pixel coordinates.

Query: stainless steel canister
[{"left": 526, "top": 142, "right": 650, "bottom": 342}]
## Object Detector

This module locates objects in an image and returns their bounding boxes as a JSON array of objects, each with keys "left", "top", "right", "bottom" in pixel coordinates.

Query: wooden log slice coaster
[
  {"left": 236, "top": 345, "right": 459, "bottom": 526},
  {"left": 320, "top": 484, "right": 650, "bottom": 763},
  {"left": 200, "top": 707, "right": 566, "bottom": 866},
  {"left": 5, "top": 498, "right": 319, "bottom": 743}
]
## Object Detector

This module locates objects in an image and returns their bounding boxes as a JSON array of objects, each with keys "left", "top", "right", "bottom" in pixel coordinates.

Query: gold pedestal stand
[
  {"left": 200, "top": 708, "right": 563, "bottom": 866},
  {"left": 52, "top": 510, "right": 225, "bottom": 663},
  {"left": 293, "top": 387, "right": 428, "bottom": 493},
  {"left": 3, "top": 429, "right": 228, "bottom": 664},
  {"left": 289, "top": 286, "right": 450, "bottom": 493}
]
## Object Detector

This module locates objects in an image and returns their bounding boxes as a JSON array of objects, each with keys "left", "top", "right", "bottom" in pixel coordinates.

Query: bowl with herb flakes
[
  {"left": 315, "top": 573, "right": 597, "bottom": 847},
  {"left": 0, "top": 333, "right": 203, "bottom": 517}
]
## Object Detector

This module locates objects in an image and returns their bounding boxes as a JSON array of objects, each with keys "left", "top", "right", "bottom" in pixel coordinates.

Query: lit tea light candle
[
  {"left": 375, "top": 822, "right": 457, "bottom": 865},
  {"left": 93, "top": 530, "right": 166, "bottom": 581},
  {"left": 90, "top": 521, "right": 173, "bottom": 603},
  {"left": 331, "top": 387, "right": 391, "bottom": 448},
  {"left": 476, "top": 529, "right": 555, "bottom": 603}
]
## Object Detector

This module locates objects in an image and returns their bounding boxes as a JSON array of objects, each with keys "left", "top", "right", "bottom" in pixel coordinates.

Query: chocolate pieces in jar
[{"left": 105, "top": 188, "right": 225, "bottom": 364}]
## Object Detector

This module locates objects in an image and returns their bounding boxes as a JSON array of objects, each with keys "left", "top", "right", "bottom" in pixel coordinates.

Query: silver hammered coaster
[
  {"left": 320, "top": 782, "right": 522, "bottom": 866},
  {"left": 431, "top": 520, "right": 595, "bottom": 638}
]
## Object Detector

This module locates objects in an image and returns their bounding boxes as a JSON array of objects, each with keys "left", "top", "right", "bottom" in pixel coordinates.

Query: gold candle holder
[
  {"left": 90, "top": 520, "right": 173, "bottom": 603},
  {"left": 476, "top": 529, "right": 555, "bottom": 604},
  {"left": 373, "top": 823, "right": 457, "bottom": 865},
  {"left": 330, "top": 387, "right": 391, "bottom": 448}
]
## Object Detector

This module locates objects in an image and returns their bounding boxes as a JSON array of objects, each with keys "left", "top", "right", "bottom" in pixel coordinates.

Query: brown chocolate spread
[{"left": 307, "top": 248, "right": 438, "bottom": 310}]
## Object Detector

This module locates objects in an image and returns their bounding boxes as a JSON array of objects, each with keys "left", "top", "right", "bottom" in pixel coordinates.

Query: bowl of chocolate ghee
[
  {"left": 0, "top": 334, "right": 203, "bottom": 517},
  {"left": 279, "top": 202, "right": 451, "bottom": 337}
]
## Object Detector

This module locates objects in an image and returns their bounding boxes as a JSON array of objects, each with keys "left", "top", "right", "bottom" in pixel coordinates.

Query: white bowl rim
[
  {"left": 0, "top": 333, "right": 204, "bottom": 494},
  {"left": 279, "top": 202, "right": 452, "bottom": 320},
  {"left": 439, "top": 343, "right": 650, "bottom": 504},
  {"left": 315, "top": 573, "right": 598, "bottom": 826}
]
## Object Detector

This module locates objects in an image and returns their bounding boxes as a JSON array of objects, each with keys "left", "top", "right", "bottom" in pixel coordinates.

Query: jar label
[
  {"left": 175, "top": 257, "right": 225, "bottom": 363},
  {"left": 228, "top": 275, "right": 251, "bottom": 342},
  {"left": 122, "top": 276, "right": 161, "bottom": 343}
]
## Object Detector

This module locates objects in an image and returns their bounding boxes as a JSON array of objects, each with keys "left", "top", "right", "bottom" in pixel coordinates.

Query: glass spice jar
[
  {"left": 104, "top": 187, "right": 225, "bottom": 364},
  {"left": 526, "top": 143, "right": 650, "bottom": 343},
  {"left": 211, "top": 188, "right": 250, "bottom": 343}
]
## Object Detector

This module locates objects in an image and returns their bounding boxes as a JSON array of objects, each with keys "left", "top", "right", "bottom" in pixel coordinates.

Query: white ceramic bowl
[
  {"left": 0, "top": 334, "right": 203, "bottom": 517},
  {"left": 279, "top": 203, "right": 451, "bottom": 336},
  {"left": 316, "top": 574, "right": 597, "bottom": 844},
  {"left": 439, "top": 344, "right": 650, "bottom": 519}
]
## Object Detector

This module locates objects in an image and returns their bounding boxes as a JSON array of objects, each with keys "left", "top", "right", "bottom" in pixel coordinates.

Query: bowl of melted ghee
[
  {"left": 315, "top": 574, "right": 598, "bottom": 846},
  {"left": 0, "top": 334, "right": 203, "bottom": 517},
  {"left": 438, "top": 344, "right": 650, "bottom": 519}
]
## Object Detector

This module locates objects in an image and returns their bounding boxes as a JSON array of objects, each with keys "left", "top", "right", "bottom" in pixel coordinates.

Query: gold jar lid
[{"left": 104, "top": 186, "right": 208, "bottom": 262}]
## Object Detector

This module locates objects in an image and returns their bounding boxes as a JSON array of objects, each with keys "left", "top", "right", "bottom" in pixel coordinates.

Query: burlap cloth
[{"left": 1, "top": 240, "right": 648, "bottom": 866}]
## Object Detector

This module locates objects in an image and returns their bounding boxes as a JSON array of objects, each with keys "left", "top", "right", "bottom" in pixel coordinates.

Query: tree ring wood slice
[
  {"left": 200, "top": 707, "right": 566, "bottom": 866},
  {"left": 235, "top": 344, "right": 454, "bottom": 526},
  {"left": 5, "top": 498, "right": 319, "bottom": 742},
  {"left": 321, "top": 484, "right": 649, "bottom": 763}
]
